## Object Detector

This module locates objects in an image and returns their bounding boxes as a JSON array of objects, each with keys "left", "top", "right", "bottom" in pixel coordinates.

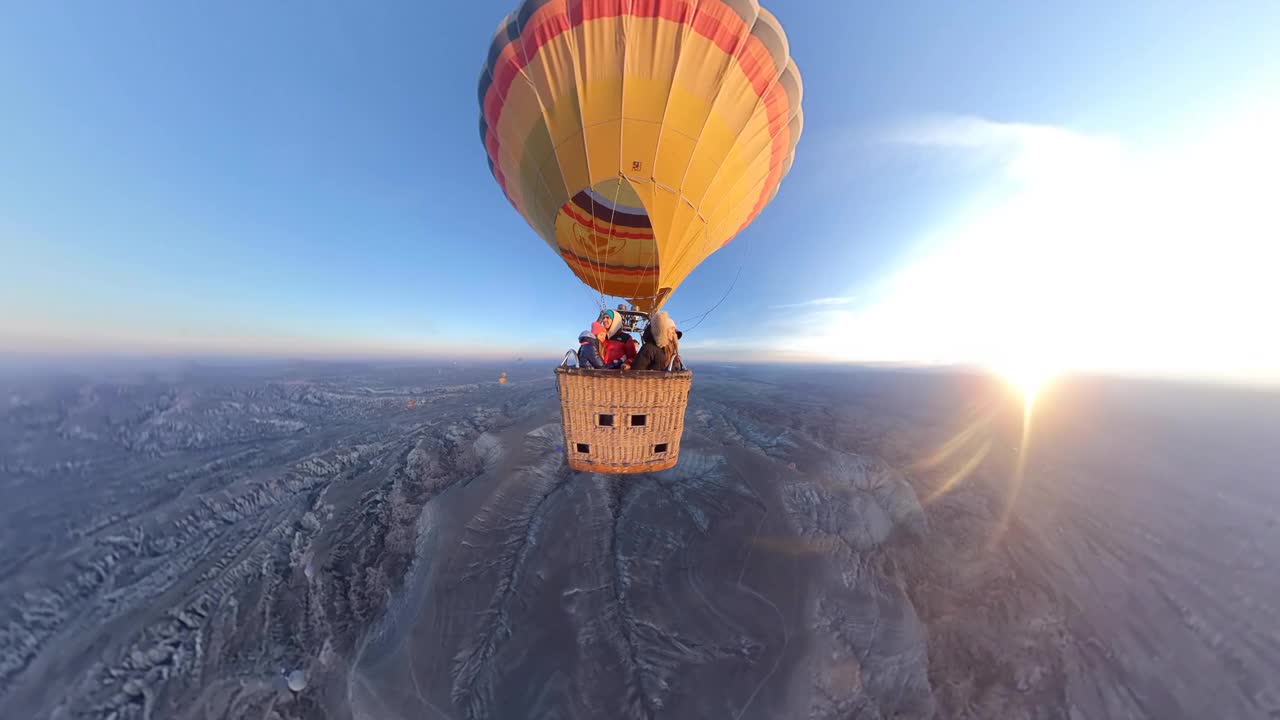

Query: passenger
[
  {"left": 578, "top": 322, "right": 627, "bottom": 369},
  {"left": 631, "top": 313, "right": 682, "bottom": 371},
  {"left": 603, "top": 330, "right": 638, "bottom": 366},
  {"left": 631, "top": 325, "right": 663, "bottom": 371},
  {"left": 598, "top": 309, "right": 621, "bottom": 336}
]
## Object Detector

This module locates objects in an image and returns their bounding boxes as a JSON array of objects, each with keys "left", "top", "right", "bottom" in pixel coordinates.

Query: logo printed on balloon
[{"left": 572, "top": 223, "right": 627, "bottom": 259}]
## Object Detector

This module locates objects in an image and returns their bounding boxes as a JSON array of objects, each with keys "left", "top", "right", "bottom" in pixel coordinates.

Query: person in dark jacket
[
  {"left": 630, "top": 325, "right": 663, "bottom": 371},
  {"left": 631, "top": 321, "right": 682, "bottom": 371},
  {"left": 578, "top": 322, "right": 626, "bottom": 369}
]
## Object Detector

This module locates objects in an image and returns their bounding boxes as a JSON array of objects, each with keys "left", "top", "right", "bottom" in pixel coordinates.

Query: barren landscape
[{"left": 2, "top": 360, "right": 1278, "bottom": 719}]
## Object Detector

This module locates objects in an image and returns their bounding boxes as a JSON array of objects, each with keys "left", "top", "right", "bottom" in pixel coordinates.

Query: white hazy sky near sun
[{"left": 772, "top": 103, "right": 1280, "bottom": 384}]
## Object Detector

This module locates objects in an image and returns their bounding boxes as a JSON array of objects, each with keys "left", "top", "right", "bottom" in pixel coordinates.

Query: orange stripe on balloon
[{"left": 560, "top": 249, "right": 659, "bottom": 276}]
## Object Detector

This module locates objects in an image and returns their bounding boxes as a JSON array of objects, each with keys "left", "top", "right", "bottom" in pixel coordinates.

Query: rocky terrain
[{"left": 2, "top": 360, "right": 1278, "bottom": 719}]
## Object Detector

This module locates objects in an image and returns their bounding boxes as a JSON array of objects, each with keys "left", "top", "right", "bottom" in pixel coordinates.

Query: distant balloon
[
  {"left": 406, "top": 400, "right": 416, "bottom": 409},
  {"left": 499, "top": 372, "right": 508, "bottom": 385}
]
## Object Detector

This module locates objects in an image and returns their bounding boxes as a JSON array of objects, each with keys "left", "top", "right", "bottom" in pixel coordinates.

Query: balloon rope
[
  {"left": 659, "top": 5, "right": 758, "bottom": 291},
  {"left": 562, "top": 17, "right": 607, "bottom": 311},
  {"left": 508, "top": 6, "right": 603, "bottom": 313},
  {"left": 616, "top": 5, "right": 646, "bottom": 313},
  {"left": 677, "top": 225, "right": 750, "bottom": 332},
  {"left": 667, "top": 5, "right": 796, "bottom": 326},
  {"left": 629, "top": 1, "right": 697, "bottom": 317},
  {"left": 599, "top": 175, "right": 628, "bottom": 312},
  {"left": 622, "top": 232, "right": 656, "bottom": 315}
]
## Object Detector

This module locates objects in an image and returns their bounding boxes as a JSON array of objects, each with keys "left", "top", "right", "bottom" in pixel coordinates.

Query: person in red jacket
[
  {"left": 603, "top": 330, "right": 638, "bottom": 367},
  {"left": 578, "top": 322, "right": 627, "bottom": 369}
]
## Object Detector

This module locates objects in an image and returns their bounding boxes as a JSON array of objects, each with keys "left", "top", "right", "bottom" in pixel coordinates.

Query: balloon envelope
[{"left": 478, "top": 0, "right": 803, "bottom": 311}]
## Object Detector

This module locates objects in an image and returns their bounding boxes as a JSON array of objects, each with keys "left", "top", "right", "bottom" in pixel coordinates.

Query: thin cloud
[
  {"left": 769, "top": 296, "right": 858, "bottom": 310},
  {"left": 883, "top": 113, "right": 1129, "bottom": 185},
  {"left": 886, "top": 113, "right": 1069, "bottom": 148}
]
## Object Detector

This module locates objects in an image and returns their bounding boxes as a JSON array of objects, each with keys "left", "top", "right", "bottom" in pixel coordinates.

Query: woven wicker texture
[{"left": 555, "top": 367, "right": 692, "bottom": 474}]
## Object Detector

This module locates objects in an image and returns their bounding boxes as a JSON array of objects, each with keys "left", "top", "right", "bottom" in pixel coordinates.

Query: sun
[{"left": 992, "top": 359, "right": 1057, "bottom": 407}]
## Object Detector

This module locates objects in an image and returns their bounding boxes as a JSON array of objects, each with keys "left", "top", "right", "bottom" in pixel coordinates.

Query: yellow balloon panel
[
  {"left": 651, "top": 129, "right": 697, "bottom": 193},
  {"left": 583, "top": 120, "right": 623, "bottom": 187},
  {"left": 479, "top": 0, "right": 803, "bottom": 310}
]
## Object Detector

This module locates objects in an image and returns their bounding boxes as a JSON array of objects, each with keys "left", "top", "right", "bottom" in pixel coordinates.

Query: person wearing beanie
[
  {"left": 577, "top": 321, "right": 627, "bottom": 369},
  {"left": 598, "top": 309, "right": 622, "bottom": 337}
]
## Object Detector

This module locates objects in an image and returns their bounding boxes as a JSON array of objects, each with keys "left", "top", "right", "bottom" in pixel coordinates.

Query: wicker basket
[{"left": 555, "top": 367, "right": 692, "bottom": 474}]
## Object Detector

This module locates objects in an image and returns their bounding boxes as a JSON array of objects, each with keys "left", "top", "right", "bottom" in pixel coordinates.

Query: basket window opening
[
  {"left": 598, "top": 414, "right": 615, "bottom": 427},
  {"left": 630, "top": 414, "right": 647, "bottom": 427},
  {"left": 576, "top": 443, "right": 590, "bottom": 454},
  {"left": 654, "top": 443, "right": 669, "bottom": 454}
]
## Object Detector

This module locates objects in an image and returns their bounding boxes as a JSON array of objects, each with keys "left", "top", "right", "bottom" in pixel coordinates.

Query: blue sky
[{"left": 2, "top": 2, "right": 1278, "bottom": 381}]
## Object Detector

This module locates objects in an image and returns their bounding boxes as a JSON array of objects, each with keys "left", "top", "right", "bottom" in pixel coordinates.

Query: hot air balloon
[{"left": 478, "top": 0, "right": 803, "bottom": 473}]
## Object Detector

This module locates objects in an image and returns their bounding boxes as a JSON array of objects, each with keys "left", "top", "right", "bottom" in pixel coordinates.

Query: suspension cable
[{"left": 676, "top": 225, "right": 752, "bottom": 332}]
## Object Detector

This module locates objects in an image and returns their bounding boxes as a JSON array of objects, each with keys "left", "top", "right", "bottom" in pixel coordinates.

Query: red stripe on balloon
[{"left": 561, "top": 205, "right": 657, "bottom": 240}]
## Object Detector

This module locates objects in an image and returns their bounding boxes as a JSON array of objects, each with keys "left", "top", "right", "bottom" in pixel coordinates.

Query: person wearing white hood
[
  {"left": 630, "top": 311, "right": 682, "bottom": 371},
  {"left": 577, "top": 321, "right": 627, "bottom": 369}
]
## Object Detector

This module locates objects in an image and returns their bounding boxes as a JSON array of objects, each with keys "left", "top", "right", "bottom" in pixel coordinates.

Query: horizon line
[{"left": 2, "top": 349, "right": 1277, "bottom": 392}]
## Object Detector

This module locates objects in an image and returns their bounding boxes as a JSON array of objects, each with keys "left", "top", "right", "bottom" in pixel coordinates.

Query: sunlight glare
[
  {"left": 994, "top": 360, "right": 1056, "bottom": 407},
  {"left": 820, "top": 103, "right": 1280, "bottom": 385}
]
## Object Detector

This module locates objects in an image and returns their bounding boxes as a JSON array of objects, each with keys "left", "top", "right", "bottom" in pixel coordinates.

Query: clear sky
[{"left": 2, "top": 1, "right": 1278, "bottom": 383}]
